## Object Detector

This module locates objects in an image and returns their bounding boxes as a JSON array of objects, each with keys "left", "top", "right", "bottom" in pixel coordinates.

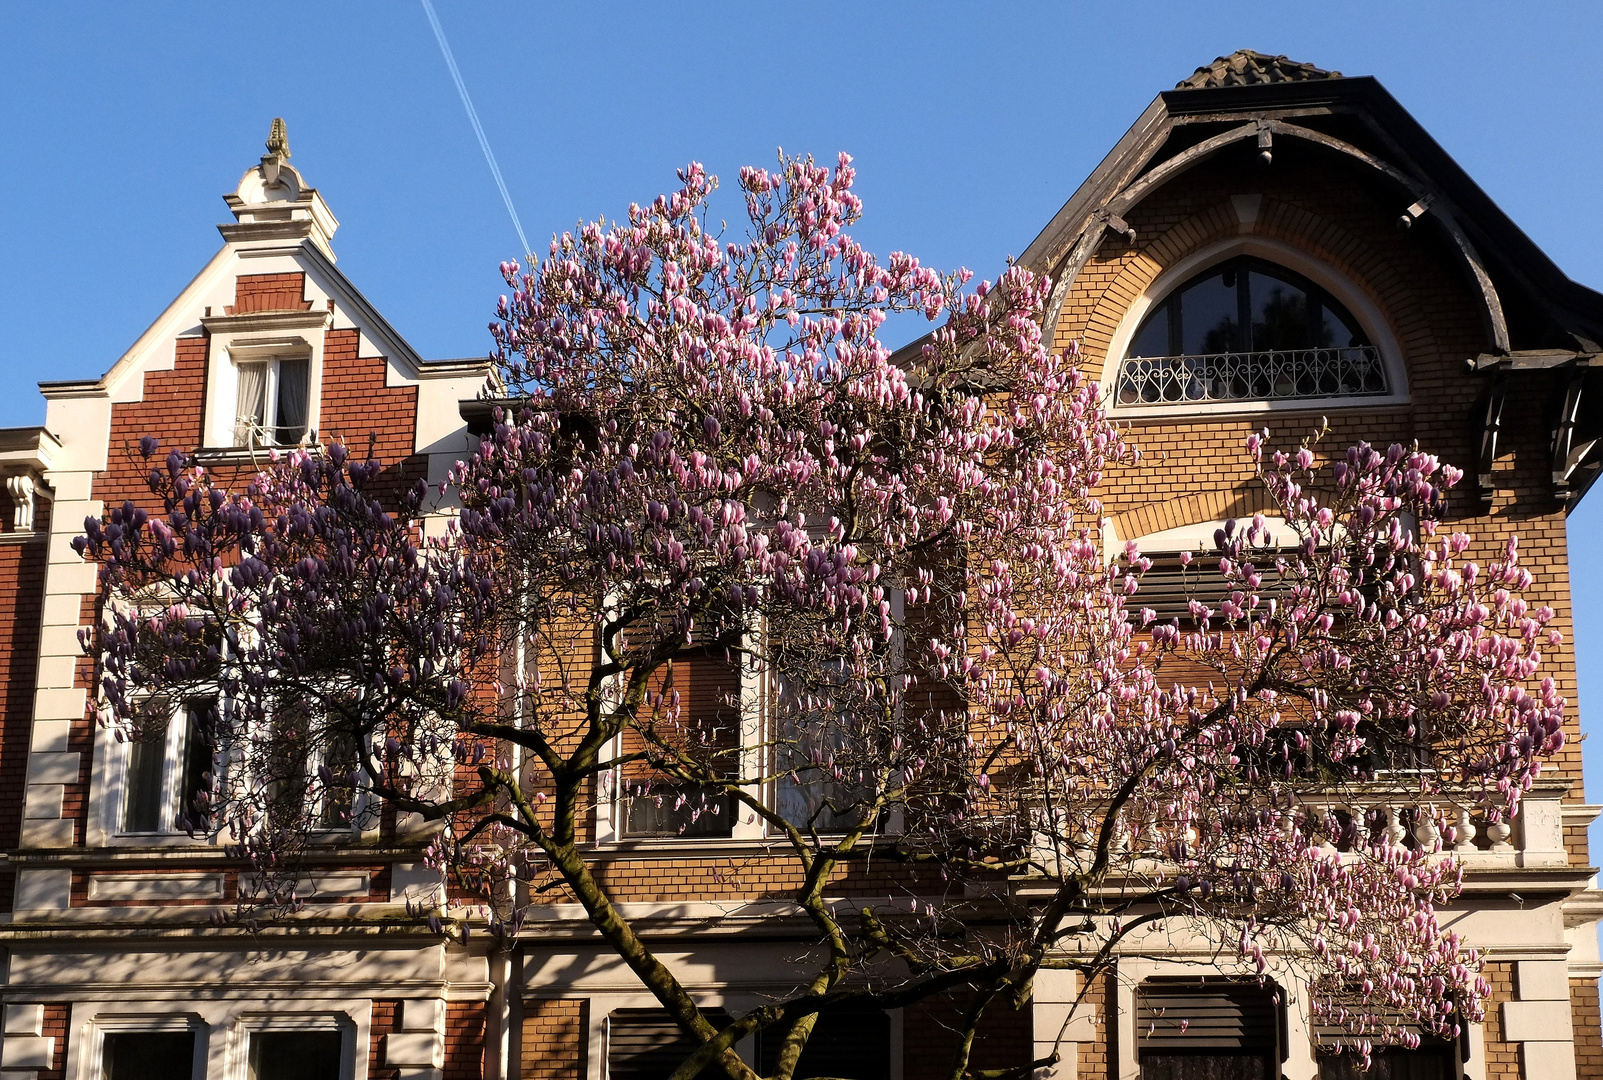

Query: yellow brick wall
[
  {"left": 1055, "top": 145, "right": 1586, "bottom": 861},
  {"left": 520, "top": 998, "right": 588, "bottom": 1080},
  {"left": 1575, "top": 978, "right": 1603, "bottom": 1080}
]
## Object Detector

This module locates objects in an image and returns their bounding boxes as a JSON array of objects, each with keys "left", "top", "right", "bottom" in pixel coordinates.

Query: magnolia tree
[{"left": 80, "top": 154, "right": 1565, "bottom": 1079}]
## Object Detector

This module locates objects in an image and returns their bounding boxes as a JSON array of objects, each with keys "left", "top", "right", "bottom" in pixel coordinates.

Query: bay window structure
[{"left": 1116, "top": 256, "right": 1386, "bottom": 408}]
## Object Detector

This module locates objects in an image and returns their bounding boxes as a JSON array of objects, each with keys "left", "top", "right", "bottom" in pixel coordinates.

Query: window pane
[
  {"left": 775, "top": 707, "right": 875, "bottom": 833},
  {"left": 775, "top": 661, "right": 879, "bottom": 833},
  {"left": 1245, "top": 269, "right": 1314, "bottom": 351},
  {"left": 757, "top": 1008, "right": 891, "bottom": 1080},
  {"left": 619, "top": 649, "right": 739, "bottom": 839},
  {"left": 1179, "top": 270, "right": 1240, "bottom": 355},
  {"left": 247, "top": 1031, "right": 342, "bottom": 1080},
  {"left": 607, "top": 1008, "right": 733, "bottom": 1080},
  {"left": 1319, "top": 301, "right": 1367, "bottom": 350},
  {"left": 234, "top": 362, "right": 268, "bottom": 446},
  {"left": 274, "top": 358, "right": 309, "bottom": 445},
  {"left": 1128, "top": 306, "right": 1171, "bottom": 358},
  {"left": 1141, "top": 1053, "right": 1271, "bottom": 1080},
  {"left": 124, "top": 730, "right": 166, "bottom": 832},
  {"left": 102, "top": 1031, "right": 195, "bottom": 1080},
  {"left": 266, "top": 705, "right": 310, "bottom": 828},
  {"left": 623, "top": 782, "right": 734, "bottom": 838},
  {"left": 1319, "top": 1046, "right": 1452, "bottom": 1080},
  {"left": 319, "top": 722, "right": 361, "bottom": 830},
  {"left": 176, "top": 705, "right": 214, "bottom": 832}
]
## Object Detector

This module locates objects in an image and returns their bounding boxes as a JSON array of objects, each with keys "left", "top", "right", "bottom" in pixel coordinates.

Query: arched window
[{"left": 1116, "top": 257, "right": 1387, "bottom": 407}]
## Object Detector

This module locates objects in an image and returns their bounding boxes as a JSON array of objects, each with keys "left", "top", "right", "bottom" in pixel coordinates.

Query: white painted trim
[
  {"left": 69, "top": 998, "right": 369, "bottom": 1080},
  {"left": 1100, "top": 235, "right": 1411, "bottom": 419}
]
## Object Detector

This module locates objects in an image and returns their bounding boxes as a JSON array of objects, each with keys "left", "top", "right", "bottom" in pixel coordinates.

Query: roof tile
[{"left": 1176, "top": 50, "right": 1343, "bottom": 90}]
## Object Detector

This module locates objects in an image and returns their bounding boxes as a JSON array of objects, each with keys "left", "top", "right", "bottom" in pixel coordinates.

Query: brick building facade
[{"left": 0, "top": 52, "right": 1600, "bottom": 1079}]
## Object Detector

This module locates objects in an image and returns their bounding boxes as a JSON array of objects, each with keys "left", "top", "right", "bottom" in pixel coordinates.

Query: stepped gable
[{"left": 1176, "top": 49, "right": 1343, "bottom": 89}]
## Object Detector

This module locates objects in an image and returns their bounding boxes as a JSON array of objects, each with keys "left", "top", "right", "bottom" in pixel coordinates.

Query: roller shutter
[
  {"left": 1137, "top": 979, "right": 1282, "bottom": 1080},
  {"left": 606, "top": 1008, "right": 734, "bottom": 1080}
]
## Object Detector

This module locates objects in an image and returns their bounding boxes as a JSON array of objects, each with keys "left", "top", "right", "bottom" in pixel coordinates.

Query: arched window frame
[{"left": 1102, "top": 237, "right": 1409, "bottom": 417}]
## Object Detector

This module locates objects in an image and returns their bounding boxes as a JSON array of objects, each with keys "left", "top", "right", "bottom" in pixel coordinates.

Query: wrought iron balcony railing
[{"left": 1116, "top": 346, "right": 1388, "bottom": 406}]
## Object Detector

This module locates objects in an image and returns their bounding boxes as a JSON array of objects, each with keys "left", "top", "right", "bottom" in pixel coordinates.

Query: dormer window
[
  {"left": 233, "top": 355, "right": 310, "bottom": 448},
  {"left": 1116, "top": 256, "right": 1387, "bottom": 407}
]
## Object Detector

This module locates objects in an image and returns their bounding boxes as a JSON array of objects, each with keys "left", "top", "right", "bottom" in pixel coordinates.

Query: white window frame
[
  {"left": 115, "top": 699, "right": 214, "bottom": 837},
  {"left": 202, "top": 332, "right": 322, "bottom": 451},
  {"left": 596, "top": 625, "right": 765, "bottom": 845},
  {"left": 79, "top": 1012, "right": 206, "bottom": 1080},
  {"left": 229, "top": 354, "right": 311, "bottom": 449},
  {"left": 68, "top": 1000, "right": 371, "bottom": 1080},
  {"left": 232, "top": 1012, "right": 355, "bottom": 1080}
]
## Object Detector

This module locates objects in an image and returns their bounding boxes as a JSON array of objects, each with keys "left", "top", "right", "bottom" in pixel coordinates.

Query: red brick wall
[
  {"left": 226, "top": 272, "right": 312, "bottom": 314},
  {"left": 316, "top": 327, "right": 424, "bottom": 500},
  {"left": 369, "top": 1000, "right": 401, "bottom": 1080},
  {"left": 1077, "top": 970, "right": 1112, "bottom": 1080},
  {"left": 1479, "top": 962, "right": 1519, "bottom": 1080},
  {"left": 0, "top": 529, "right": 47, "bottom": 895},
  {"left": 521, "top": 998, "right": 587, "bottom": 1080},
  {"left": 444, "top": 1001, "right": 485, "bottom": 1080},
  {"left": 36, "top": 1003, "right": 68, "bottom": 1080}
]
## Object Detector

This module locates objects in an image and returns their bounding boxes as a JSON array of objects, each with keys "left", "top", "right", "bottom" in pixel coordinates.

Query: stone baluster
[
  {"left": 1383, "top": 805, "right": 1408, "bottom": 848},
  {"left": 1413, "top": 805, "right": 1440, "bottom": 851},
  {"left": 1485, "top": 811, "right": 1514, "bottom": 853},
  {"left": 1452, "top": 805, "right": 1477, "bottom": 853}
]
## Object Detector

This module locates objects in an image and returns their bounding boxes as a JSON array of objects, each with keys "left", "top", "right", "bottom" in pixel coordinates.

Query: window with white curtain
[{"left": 233, "top": 356, "right": 310, "bottom": 448}]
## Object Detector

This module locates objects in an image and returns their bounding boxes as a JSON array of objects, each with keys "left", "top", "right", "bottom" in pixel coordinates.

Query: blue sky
[{"left": 5, "top": 2, "right": 1603, "bottom": 857}]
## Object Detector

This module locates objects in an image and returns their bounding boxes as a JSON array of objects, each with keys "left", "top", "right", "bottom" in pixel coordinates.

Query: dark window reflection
[{"left": 1128, "top": 257, "right": 1370, "bottom": 358}]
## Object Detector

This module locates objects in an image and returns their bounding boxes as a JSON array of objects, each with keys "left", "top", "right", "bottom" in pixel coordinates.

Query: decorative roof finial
[{"left": 266, "top": 117, "right": 290, "bottom": 162}]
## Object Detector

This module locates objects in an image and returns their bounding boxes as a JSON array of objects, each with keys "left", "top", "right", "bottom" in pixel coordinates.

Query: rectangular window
[
  {"left": 619, "top": 647, "right": 740, "bottom": 839},
  {"left": 247, "top": 1030, "right": 342, "bottom": 1080},
  {"left": 606, "top": 1008, "right": 734, "bottom": 1080},
  {"left": 101, "top": 1030, "right": 196, "bottom": 1079},
  {"left": 123, "top": 702, "right": 215, "bottom": 834},
  {"left": 317, "top": 723, "right": 361, "bottom": 830},
  {"left": 233, "top": 356, "right": 310, "bottom": 448},
  {"left": 1317, "top": 1045, "right": 1454, "bottom": 1080},
  {"left": 756, "top": 1007, "right": 891, "bottom": 1079},
  {"left": 1137, "top": 979, "right": 1283, "bottom": 1080},
  {"left": 774, "top": 662, "right": 877, "bottom": 834}
]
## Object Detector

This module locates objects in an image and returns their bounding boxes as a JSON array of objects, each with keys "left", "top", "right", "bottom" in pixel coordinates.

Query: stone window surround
[
  {"left": 198, "top": 307, "right": 331, "bottom": 452},
  {"left": 548, "top": 990, "right": 904, "bottom": 1080},
  {"left": 0, "top": 996, "right": 436, "bottom": 1080}
]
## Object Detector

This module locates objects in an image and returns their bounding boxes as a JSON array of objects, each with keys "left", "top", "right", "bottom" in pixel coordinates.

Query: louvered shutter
[
  {"left": 606, "top": 1008, "right": 734, "bottom": 1080},
  {"left": 1132, "top": 551, "right": 1296, "bottom": 624},
  {"left": 1137, "top": 980, "right": 1282, "bottom": 1057}
]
